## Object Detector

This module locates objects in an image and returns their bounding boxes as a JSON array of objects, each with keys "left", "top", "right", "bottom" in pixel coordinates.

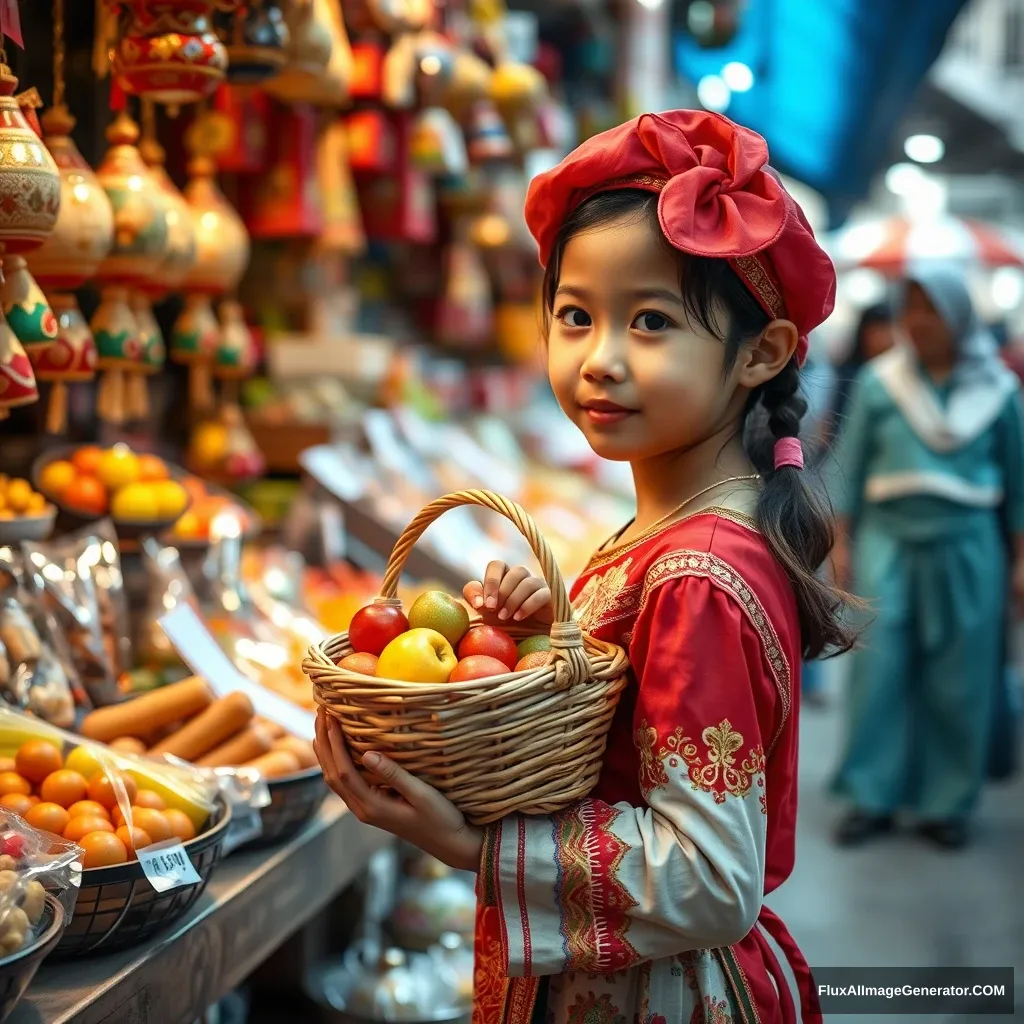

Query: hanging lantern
[
  {"left": 92, "top": 111, "right": 169, "bottom": 424},
  {"left": 214, "top": 297, "right": 257, "bottom": 417},
  {"left": 465, "top": 100, "right": 513, "bottom": 164},
  {"left": 1, "top": 257, "right": 57, "bottom": 363},
  {"left": 241, "top": 102, "right": 323, "bottom": 239},
  {"left": 317, "top": 119, "right": 366, "bottom": 255},
  {"left": 263, "top": 0, "right": 351, "bottom": 107},
  {"left": 214, "top": 85, "right": 270, "bottom": 174},
  {"left": 33, "top": 293, "right": 97, "bottom": 433},
  {"left": 112, "top": 0, "right": 229, "bottom": 114},
  {"left": 216, "top": 0, "right": 290, "bottom": 84},
  {"left": 0, "top": 304, "right": 37, "bottom": 419},
  {"left": 410, "top": 106, "right": 468, "bottom": 177},
  {"left": 127, "top": 290, "right": 165, "bottom": 421}
]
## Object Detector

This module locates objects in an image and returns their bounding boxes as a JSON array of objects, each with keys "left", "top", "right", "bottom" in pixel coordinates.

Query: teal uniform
[{"left": 828, "top": 343, "right": 1024, "bottom": 821}]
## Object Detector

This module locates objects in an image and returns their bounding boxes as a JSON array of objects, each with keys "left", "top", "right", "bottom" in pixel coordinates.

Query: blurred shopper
[{"left": 829, "top": 266, "right": 1024, "bottom": 849}]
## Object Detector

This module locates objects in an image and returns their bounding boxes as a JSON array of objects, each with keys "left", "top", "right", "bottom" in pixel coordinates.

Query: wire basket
[
  {"left": 244, "top": 768, "right": 329, "bottom": 850},
  {"left": 51, "top": 797, "right": 231, "bottom": 958},
  {"left": 303, "top": 490, "right": 630, "bottom": 826},
  {"left": 0, "top": 894, "right": 66, "bottom": 1024}
]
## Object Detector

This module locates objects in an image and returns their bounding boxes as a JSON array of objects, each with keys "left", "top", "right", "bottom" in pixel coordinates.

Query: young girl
[
  {"left": 315, "top": 110, "right": 852, "bottom": 1024},
  {"left": 829, "top": 266, "right": 1024, "bottom": 849}
]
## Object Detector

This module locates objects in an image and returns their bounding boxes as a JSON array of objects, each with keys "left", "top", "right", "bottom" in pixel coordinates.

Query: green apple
[
  {"left": 377, "top": 628, "right": 458, "bottom": 683},
  {"left": 408, "top": 590, "right": 470, "bottom": 647}
]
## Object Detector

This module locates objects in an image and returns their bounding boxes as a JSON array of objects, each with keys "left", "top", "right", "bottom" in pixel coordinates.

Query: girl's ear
[{"left": 736, "top": 319, "right": 800, "bottom": 388}]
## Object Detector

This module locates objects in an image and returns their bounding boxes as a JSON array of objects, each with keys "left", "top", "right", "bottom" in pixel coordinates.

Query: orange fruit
[
  {"left": 0, "top": 793, "right": 34, "bottom": 815},
  {"left": 110, "top": 482, "right": 159, "bottom": 522},
  {"left": 115, "top": 825, "right": 152, "bottom": 858},
  {"left": 38, "top": 459, "right": 76, "bottom": 498},
  {"left": 4, "top": 478, "right": 33, "bottom": 513},
  {"left": 63, "top": 475, "right": 108, "bottom": 515},
  {"left": 129, "top": 807, "right": 172, "bottom": 843},
  {"left": 72, "top": 446, "right": 103, "bottom": 475},
  {"left": 25, "top": 802, "right": 70, "bottom": 836},
  {"left": 67, "top": 800, "right": 111, "bottom": 822},
  {"left": 39, "top": 769, "right": 88, "bottom": 807},
  {"left": 137, "top": 453, "right": 169, "bottom": 482},
  {"left": 133, "top": 789, "right": 166, "bottom": 811},
  {"left": 171, "top": 509, "right": 205, "bottom": 540},
  {"left": 97, "top": 445, "right": 141, "bottom": 491},
  {"left": 151, "top": 480, "right": 188, "bottom": 518},
  {"left": 26, "top": 491, "right": 48, "bottom": 515},
  {"left": 78, "top": 830, "right": 128, "bottom": 868},
  {"left": 162, "top": 808, "right": 196, "bottom": 842},
  {"left": 63, "top": 815, "right": 115, "bottom": 842},
  {"left": 0, "top": 772, "right": 31, "bottom": 797},
  {"left": 15, "top": 740, "right": 63, "bottom": 784},
  {"left": 87, "top": 771, "right": 138, "bottom": 811},
  {"left": 0, "top": 757, "right": 17, "bottom": 775}
]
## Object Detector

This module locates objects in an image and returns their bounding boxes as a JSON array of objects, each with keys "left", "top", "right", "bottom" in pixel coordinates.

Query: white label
[
  {"left": 137, "top": 840, "right": 202, "bottom": 893},
  {"left": 159, "top": 604, "right": 316, "bottom": 742}
]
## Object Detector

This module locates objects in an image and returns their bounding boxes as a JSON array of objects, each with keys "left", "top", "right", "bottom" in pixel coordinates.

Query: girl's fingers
[
  {"left": 514, "top": 587, "right": 553, "bottom": 623},
  {"left": 362, "top": 752, "right": 437, "bottom": 810},
  {"left": 463, "top": 580, "right": 484, "bottom": 610},
  {"left": 482, "top": 560, "right": 507, "bottom": 610},
  {"left": 495, "top": 567, "right": 531, "bottom": 617},
  {"left": 498, "top": 576, "right": 544, "bottom": 620}
]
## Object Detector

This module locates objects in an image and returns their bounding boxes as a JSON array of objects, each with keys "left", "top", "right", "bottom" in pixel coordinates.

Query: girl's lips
[{"left": 580, "top": 401, "right": 637, "bottom": 426}]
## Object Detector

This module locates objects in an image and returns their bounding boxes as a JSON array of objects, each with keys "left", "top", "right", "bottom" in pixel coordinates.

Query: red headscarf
[{"left": 524, "top": 110, "right": 835, "bottom": 365}]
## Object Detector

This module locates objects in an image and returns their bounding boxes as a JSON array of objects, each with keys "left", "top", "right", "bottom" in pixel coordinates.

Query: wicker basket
[
  {"left": 242, "top": 768, "right": 329, "bottom": 850},
  {"left": 303, "top": 490, "right": 630, "bottom": 825}
]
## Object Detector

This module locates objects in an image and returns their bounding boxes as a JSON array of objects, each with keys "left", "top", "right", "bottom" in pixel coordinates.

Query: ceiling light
[
  {"left": 884, "top": 162, "right": 925, "bottom": 196},
  {"left": 904, "top": 133, "right": 945, "bottom": 164},
  {"left": 722, "top": 62, "right": 754, "bottom": 92},
  {"left": 697, "top": 74, "right": 730, "bottom": 113}
]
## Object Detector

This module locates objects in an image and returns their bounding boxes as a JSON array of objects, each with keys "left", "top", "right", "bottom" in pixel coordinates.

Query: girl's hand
[
  {"left": 463, "top": 561, "right": 554, "bottom": 625},
  {"left": 314, "top": 709, "right": 484, "bottom": 872}
]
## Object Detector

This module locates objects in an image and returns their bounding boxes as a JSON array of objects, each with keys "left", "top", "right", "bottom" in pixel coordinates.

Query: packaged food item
[
  {"left": 136, "top": 539, "right": 201, "bottom": 671},
  {"left": 21, "top": 524, "right": 127, "bottom": 707},
  {"left": 0, "top": 807, "right": 81, "bottom": 952},
  {"left": 0, "top": 547, "right": 84, "bottom": 728}
]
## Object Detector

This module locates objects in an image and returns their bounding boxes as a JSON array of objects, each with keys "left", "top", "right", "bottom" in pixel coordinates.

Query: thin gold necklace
[{"left": 614, "top": 474, "right": 761, "bottom": 547}]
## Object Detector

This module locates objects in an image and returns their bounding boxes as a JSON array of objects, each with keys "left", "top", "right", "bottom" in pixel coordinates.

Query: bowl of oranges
[
  {"left": 32, "top": 444, "right": 191, "bottom": 541},
  {"left": 0, "top": 477, "right": 56, "bottom": 545}
]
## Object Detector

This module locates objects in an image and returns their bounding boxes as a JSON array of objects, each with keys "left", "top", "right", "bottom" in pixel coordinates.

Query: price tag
[
  {"left": 159, "top": 604, "right": 316, "bottom": 742},
  {"left": 137, "top": 840, "right": 202, "bottom": 894}
]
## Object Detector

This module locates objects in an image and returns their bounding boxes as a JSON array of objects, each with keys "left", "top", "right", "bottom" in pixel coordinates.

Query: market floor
[{"left": 767, "top": 659, "right": 1024, "bottom": 1023}]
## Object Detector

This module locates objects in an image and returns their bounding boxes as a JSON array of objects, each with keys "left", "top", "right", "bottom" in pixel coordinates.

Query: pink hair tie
[{"left": 773, "top": 436, "right": 804, "bottom": 470}]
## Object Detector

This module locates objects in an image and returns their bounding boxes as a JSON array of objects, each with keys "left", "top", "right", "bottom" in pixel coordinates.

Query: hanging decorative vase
[
  {"left": 1, "top": 257, "right": 57, "bottom": 363},
  {"left": 0, "top": 302, "right": 37, "bottom": 419},
  {"left": 216, "top": 0, "right": 290, "bottom": 84},
  {"left": 127, "top": 290, "right": 164, "bottom": 421},
  {"left": 264, "top": 0, "right": 350, "bottom": 106},
  {"left": 214, "top": 297, "right": 256, "bottom": 410},
  {"left": 92, "top": 110, "right": 168, "bottom": 424},
  {"left": 139, "top": 132, "right": 197, "bottom": 298},
  {"left": 34, "top": 293, "right": 97, "bottom": 433}
]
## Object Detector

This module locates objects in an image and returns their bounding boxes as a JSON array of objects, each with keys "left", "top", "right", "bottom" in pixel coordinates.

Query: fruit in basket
[
  {"left": 337, "top": 652, "right": 379, "bottom": 675},
  {"left": 0, "top": 477, "right": 50, "bottom": 520},
  {"left": 377, "top": 629, "right": 458, "bottom": 683},
  {"left": 131, "top": 807, "right": 173, "bottom": 843},
  {"left": 163, "top": 808, "right": 197, "bottom": 842},
  {"left": 79, "top": 830, "right": 128, "bottom": 867},
  {"left": 67, "top": 800, "right": 111, "bottom": 821},
  {"left": 24, "top": 801, "right": 70, "bottom": 836},
  {"left": 87, "top": 770, "right": 138, "bottom": 810},
  {"left": 152, "top": 479, "right": 188, "bottom": 518},
  {"left": 0, "top": 793, "right": 33, "bottom": 815},
  {"left": 138, "top": 453, "right": 170, "bottom": 482},
  {"left": 38, "top": 459, "right": 76, "bottom": 498},
  {"left": 0, "top": 772, "right": 31, "bottom": 798},
  {"left": 96, "top": 445, "right": 141, "bottom": 491},
  {"left": 64, "top": 815, "right": 114, "bottom": 842},
  {"left": 450, "top": 655, "right": 510, "bottom": 682},
  {"left": 64, "top": 745, "right": 103, "bottom": 781},
  {"left": 71, "top": 446, "right": 103, "bottom": 475},
  {"left": 348, "top": 604, "right": 411, "bottom": 657},
  {"left": 407, "top": 591, "right": 470, "bottom": 647},
  {"left": 515, "top": 651, "right": 551, "bottom": 672},
  {"left": 39, "top": 769, "right": 88, "bottom": 807},
  {"left": 14, "top": 739, "right": 62, "bottom": 784},
  {"left": 133, "top": 789, "right": 166, "bottom": 811},
  {"left": 517, "top": 635, "right": 551, "bottom": 659},
  {"left": 110, "top": 482, "right": 160, "bottom": 522},
  {"left": 63, "top": 475, "right": 108, "bottom": 515},
  {"left": 458, "top": 626, "right": 518, "bottom": 671},
  {"left": 115, "top": 825, "right": 152, "bottom": 856}
]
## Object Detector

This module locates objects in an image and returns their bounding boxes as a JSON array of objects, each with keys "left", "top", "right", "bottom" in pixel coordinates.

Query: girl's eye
[
  {"left": 632, "top": 311, "right": 673, "bottom": 332},
  {"left": 556, "top": 306, "right": 592, "bottom": 328}
]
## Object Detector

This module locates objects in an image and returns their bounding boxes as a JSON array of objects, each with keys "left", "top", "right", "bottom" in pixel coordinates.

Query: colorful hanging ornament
[
  {"left": 127, "top": 290, "right": 164, "bottom": 421},
  {"left": 111, "top": 0, "right": 229, "bottom": 114},
  {"left": 216, "top": 0, "right": 290, "bottom": 84},
  {"left": 214, "top": 297, "right": 256, "bottom": 404},
  {"left": 33, "top": 293, "right": 97, "bottom": 433},
  {"left": 1, "top": 257, "right": 57, "bottom": 363},
  {"left": 264, "top": 0, "right": 351, "bottom": 106},
  {"left": 317, "top": 119, "right": 366, "bottom": 255},
  {"left": 465, "top": 99, "right": 513, "bottom": 163},
  {"left": 410, "top": 106, "right": 467, "bottom": 177},
  {"left": 436, "top": 216, "right": 492, "bottom": 348},
  {"left": 0, "top": 302, "right": 37, "bottom": 418},
  {"left": 173, "top": 115, "right": 250, "bottom": 413},
  {"left": 92, "top": 110, "right": 168, "bottom": 424},
  {"left": 213, "top": 85, "right": 270, "bottom": 174}
]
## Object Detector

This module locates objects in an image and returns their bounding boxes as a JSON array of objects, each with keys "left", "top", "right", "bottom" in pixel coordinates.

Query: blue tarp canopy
[{"left": 674, "top": 0, "right": 969, "bottom": 227}]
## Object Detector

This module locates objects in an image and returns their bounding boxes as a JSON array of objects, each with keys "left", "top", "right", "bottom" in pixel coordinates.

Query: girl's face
[
  {"left": 902, "top": 283, "right": 955, "bottom": 368},
  {"left": 546, "top": 213, "right": 748, "bottom": 463}
]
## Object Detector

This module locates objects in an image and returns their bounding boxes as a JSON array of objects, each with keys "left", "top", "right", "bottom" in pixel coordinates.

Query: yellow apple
[{"left": 376, "top": 628, "right": 458, "bottom": 683}]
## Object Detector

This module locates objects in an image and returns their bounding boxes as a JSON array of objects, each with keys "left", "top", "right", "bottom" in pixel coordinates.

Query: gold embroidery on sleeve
[{"left": 572, "top": 557, "right": 640, "bottom": 632}]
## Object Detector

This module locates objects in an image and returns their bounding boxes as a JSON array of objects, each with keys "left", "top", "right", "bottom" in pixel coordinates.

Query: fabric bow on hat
[{"left": 525, "top": 109, "right": 837, "bottom": 366}]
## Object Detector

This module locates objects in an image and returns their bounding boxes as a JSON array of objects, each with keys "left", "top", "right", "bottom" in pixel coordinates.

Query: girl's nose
[{"left": 580, "top": 330, "right": 627, "bottom": 383}]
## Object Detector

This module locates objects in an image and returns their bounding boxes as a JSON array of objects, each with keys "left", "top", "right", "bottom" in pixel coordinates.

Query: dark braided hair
[{"left": 542, "top": 189, "right": 856, "bottom": 657}]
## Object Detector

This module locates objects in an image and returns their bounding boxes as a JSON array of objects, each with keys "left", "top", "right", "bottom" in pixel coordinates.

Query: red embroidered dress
[{"left": 472, "top": 509, "right": 819, "bottom": 1024}]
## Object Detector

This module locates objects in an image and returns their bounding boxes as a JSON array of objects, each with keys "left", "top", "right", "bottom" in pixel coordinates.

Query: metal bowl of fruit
[
  {"left": 0, "top": 475, "right": 56, "bottom": 544},
  {"left": 31, "top": 444, "right": 191, "bottom": 541}
]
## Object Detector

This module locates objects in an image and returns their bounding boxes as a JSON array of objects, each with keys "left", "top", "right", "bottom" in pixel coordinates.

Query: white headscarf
[{"left": 871, "top": 265, "right": 1019, "bottom": 452}]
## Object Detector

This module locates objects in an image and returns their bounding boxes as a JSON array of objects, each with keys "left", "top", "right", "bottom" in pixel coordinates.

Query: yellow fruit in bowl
[
  {"left": 110, "top": 482, "right": 160, "bottom": 522},
  {"left": 38, "top": 459, "right": 76, "bottom": 498},
  {"left": 151, "top": 480, "right": 188, "bottom": 518},
  {"left": 26, "top": 492, "right": 48, "bottom": 516},
  {"left": 172, "top": 509, "right": 205, "bottom": 540},
  {"left": 5, "top": 479, "right": 34, "bottom": 513},
  {"left": 97, "top": 445, "right": 141, "bottom": 491}
]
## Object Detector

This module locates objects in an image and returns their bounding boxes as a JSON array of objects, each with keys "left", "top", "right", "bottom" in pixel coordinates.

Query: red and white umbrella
[{"left": 826, "top": 215, "right": 1024, "bottom": 276}]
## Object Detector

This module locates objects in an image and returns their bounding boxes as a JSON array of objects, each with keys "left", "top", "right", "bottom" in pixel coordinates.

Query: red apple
[
  {"left": 515, "top": 651, "right": 550, "bottom": 672},
  {"left": 458, "top": 625, "right": 518, "bottom": 670},
  {"left": 449, "top": 655, "right": 511, "bottom": 682},
  {"left": 348, "top": 604, "right": 410, "bottom": 656},
  {"left": 337, "top": 652, "right": 379, "bottom": 676}
]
